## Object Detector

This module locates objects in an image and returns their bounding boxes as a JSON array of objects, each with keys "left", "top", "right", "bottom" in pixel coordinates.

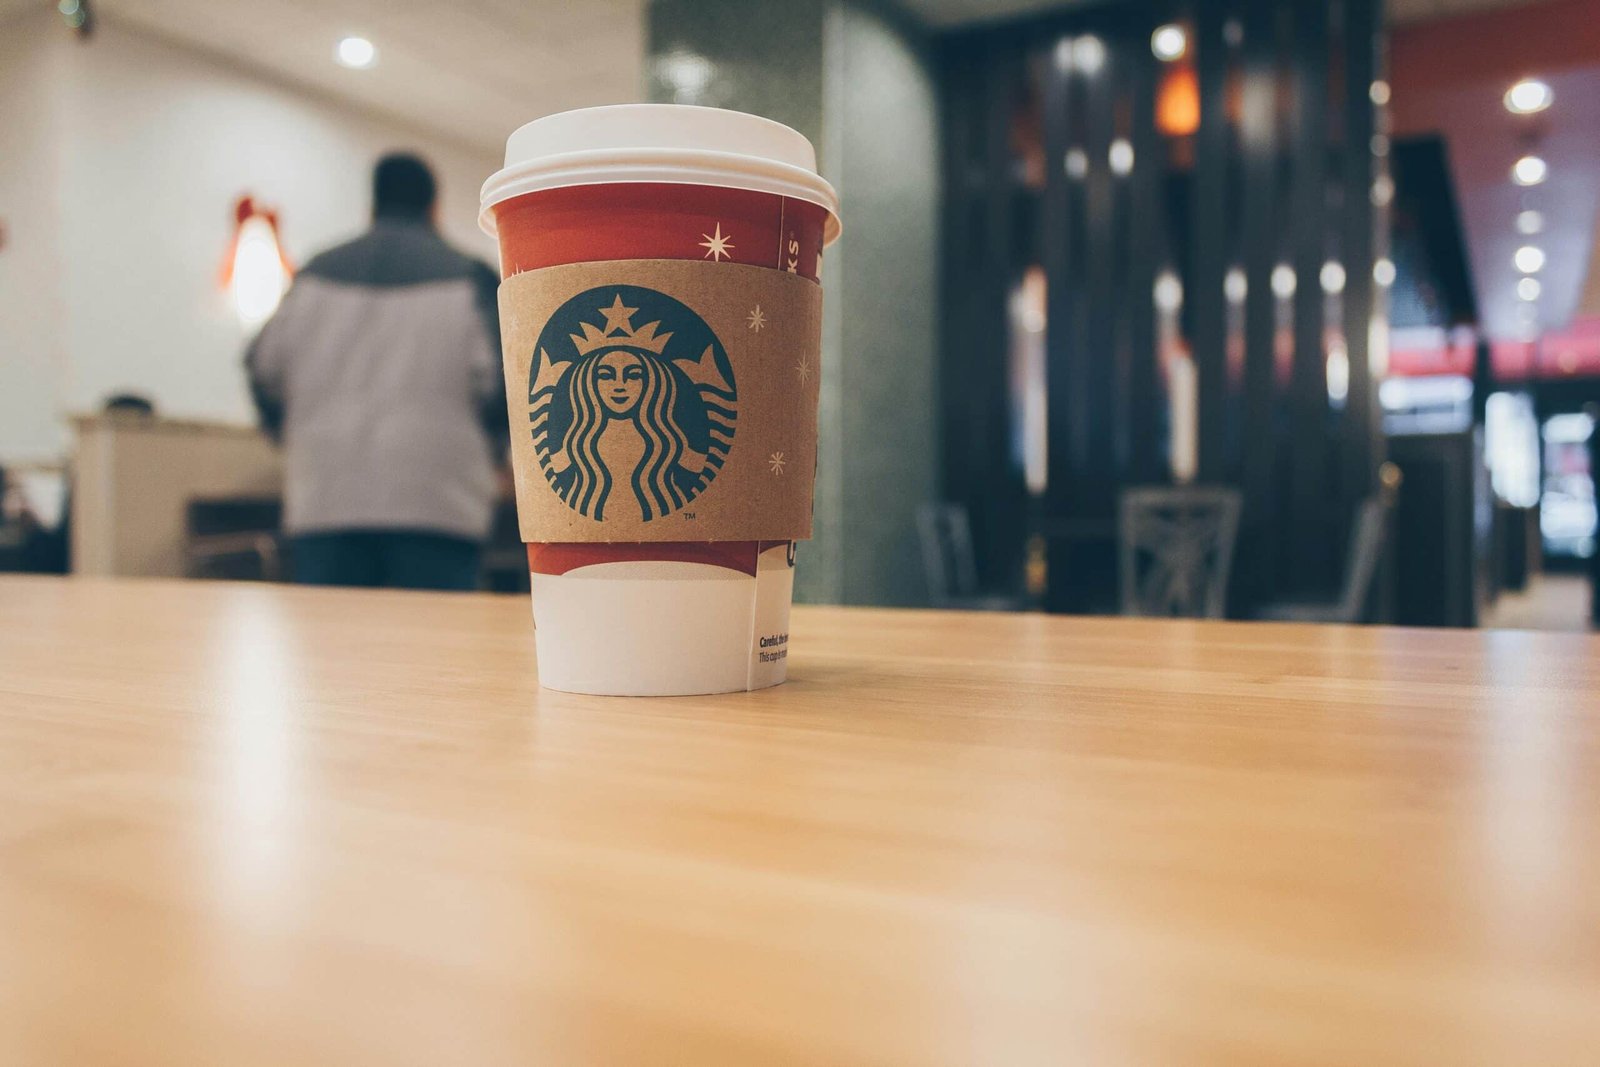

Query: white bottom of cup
[{"left": 530, "top": 543, "right": 794, "bottom": 696}]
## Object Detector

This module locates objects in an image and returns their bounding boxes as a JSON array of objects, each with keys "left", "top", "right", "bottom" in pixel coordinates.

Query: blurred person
[
  {"left": 246, "top": 153, "right": 506, "bottom": 590},
  {"left": 1590, "top": 404, "right": 1600, "bottom": 628},
  {"left": 16, "top": 393, "right": 159, "bottom": 576},
  {"left": 103, "top": 393, "right": 157, "bottom": 417}
]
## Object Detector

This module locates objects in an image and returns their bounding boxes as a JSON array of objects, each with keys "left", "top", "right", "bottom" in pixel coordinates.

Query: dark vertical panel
[
  {"left": 1287, "top": 0, "right": 1330, "bottom": 584},
  {"left": 937, "top": 36, "right": 1023, "bottom": 590},
  {"left": 1083, "top": 36, "right": 1118, "bottom": 513},
  {"left": 1237, "top": 0, "right": 1280, "bottom": 608},
  {"left": 1042, "top": 38, "right": 1077, "bottom": 521},
  {"left": 1341, "top": 0, "right": 1381, "bottom": 502},
  {"left": 1064, "top": 45, "right": 1095, "bottom": 508},
  {"left": 979, "top": 37, "right": 1027, "bottom": 589},
  {"left": 1124, "top": 14, "right": 1162, "bottom": 485},
  {"left": 1191, "top": 2, "right": 1230, "bottom": 483},
  {"left": 937, "top": 40, "right": 978, "bottom": 507}
]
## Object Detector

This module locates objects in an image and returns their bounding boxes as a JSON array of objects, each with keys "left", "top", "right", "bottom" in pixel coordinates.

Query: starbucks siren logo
[{"left": 528, "top": 286, "right": 737, "bottom": 522}]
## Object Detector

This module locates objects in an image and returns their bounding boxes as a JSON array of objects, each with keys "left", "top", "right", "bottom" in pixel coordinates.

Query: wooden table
[{"left": 2, "top": 577, "right": 1598, "bottom": 1065}]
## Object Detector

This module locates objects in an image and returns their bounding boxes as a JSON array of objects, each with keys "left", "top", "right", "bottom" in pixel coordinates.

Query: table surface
[{"left": 2, "top": 576, "right": 1598, "bottom": 1065}]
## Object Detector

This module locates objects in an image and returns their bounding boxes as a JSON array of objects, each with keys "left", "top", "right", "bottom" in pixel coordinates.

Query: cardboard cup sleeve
[{"left": 499, "top": 258, "right": 822, "bottom": 695}]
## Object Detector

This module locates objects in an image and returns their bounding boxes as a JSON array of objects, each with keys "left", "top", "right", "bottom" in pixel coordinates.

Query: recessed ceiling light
[
  {"left": 1517, "top": 277, "right": 1542, "bottom": 301},
  {"left": 1504, "top": 79, "right": 1552, "bottom": 115},
  {"left": 1373, "top": 258, "right": 1396, "bottom": 287},
  {"left": 1154, "top": 270, "right": 1183, "bottom": 312},
  {"left": 1053, "top": 37, "right": 1073, "bottom": 71},
  {"left": 1514, "top": 245, "right": 1545, "bottom": 273},
  {"left": 1064, "top": 147, "right": 1088, "bottom": 179},
  {"left": 1512, "top": 155, "right": 1548, "bottom": 186},
  {"left": 1271, "top": 264, "right": 1296, "bottom": 299},
  {"left": 1108, "top": 138, "right": 1134, "bottom": 175},
  {"left": 1073, "top": 35, "right": 1106, "bottom": 74},
  {"left": 335, "top": 36, "right": 377, "bottom": 70},
  {"left": 1225, "top": 267, "right": 1247, "bottom": 304},
  {"left": 1369, "top": 80, "right": 1391, "bottom": 107},
  {"left": 658, "top": 50, "right": 713, "bottom": 100},
  {"left": 1152, "top": 24, "right": 1187, "bottom": 62},
  {"left": 1516, "top": 209, "right": 1544, "bottom": 235},
  {"left": 1320, "top": 260, "right": 1346, "bottom": 294}
]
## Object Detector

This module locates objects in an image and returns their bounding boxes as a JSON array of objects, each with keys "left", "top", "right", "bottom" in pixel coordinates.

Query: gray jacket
[{"left": 246, "top": 220, "right": 506, "bottom": 541}]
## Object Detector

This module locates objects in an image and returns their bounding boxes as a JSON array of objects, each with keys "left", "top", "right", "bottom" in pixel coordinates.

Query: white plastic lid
[{"left": 479, "top": 104, "right": 840, "bottom": 243}]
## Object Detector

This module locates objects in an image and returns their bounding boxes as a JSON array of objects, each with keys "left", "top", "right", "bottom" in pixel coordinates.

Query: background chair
[
  {"left": 1258, "top": 466, "right": 1401, "bottom": 624},
  {"left": 1118, "top": 486, "right": 1242, "bottom": 618},
  {"left": 184, "top": 496, "right": 283, "bottom": 581},
  {"left": 918, "top": 503, "right": 1030, "bottom": 610},
  {"left": 481, "top": 497, "right": 531, "bottom": 594}
]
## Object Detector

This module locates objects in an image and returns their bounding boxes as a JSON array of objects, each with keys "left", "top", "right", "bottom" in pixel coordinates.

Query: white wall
[
  {"left": 0, "top": 9, "right": 504, "bottom": 463},
  {"left": 0, "top": 14, "right": 68, "bottom": 462}
]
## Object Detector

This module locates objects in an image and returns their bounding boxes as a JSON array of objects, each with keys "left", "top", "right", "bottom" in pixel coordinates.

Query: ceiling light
[
  {"left": 1373, "top": 258, "right": 1395, "bottom": 287},
  {"left": 1320, "top": 260, "right": 1346, "bottom": 294},
  {"left": 1271, "top": 264, "right": 1296, "bottom": 300},
  {"left": 1073, "top": 35, "right": 1106, "bottom": 74},
  {"left": 1154, "top": 270, "right": 1183, "bottom": 312},
  {"left": 1108, "top": 138, "right": 1134, "bottom": 175},
  {"left": 1064, "top": 147, "right": 1088, "bottom": 179},
  {"left": 1516, "top": 209, "right": 1543, "bottom": 235},
  {"left": 1517, "top": 277, "right": 1541, "bottom": 301},
  {"left": 1504, "top": 79, "right": 1552, "bottom": 115},
  {"left": 1514, "top": 245, "right": 1545, "bottom": 273},
  {"left": 1225, "top": 267, "right": 1247, "bottom": 304},
  {"left": 1512, "top": 155, "right": 1548, "bottom": 186},
  {"left": 1369, "top": 80, "right": 1391, "bottom": 106},
  {"left": 1326, "top": 341, "right": 1350, "bottom": 404},
  {"left": 335, "top": 36, "right": 377, "bottom": 70},
  {"left": 1371, "top": 175, "right": 1394, "bottom": 207},
  {"left": 658, "top": 49, "right": 713, "bottom": 100},
  {"left": 1152, "top": 24, "right": 1187, "bottom": 61}
]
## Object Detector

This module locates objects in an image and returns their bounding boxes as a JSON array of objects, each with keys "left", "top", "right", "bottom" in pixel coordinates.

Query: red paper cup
[{"left": 480, "top": 105, "right": 839, "bottom": 695}]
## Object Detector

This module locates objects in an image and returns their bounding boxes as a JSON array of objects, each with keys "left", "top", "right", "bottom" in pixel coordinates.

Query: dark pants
[{"left": 290, "top": 530, "right": 482, "bottom": 591}]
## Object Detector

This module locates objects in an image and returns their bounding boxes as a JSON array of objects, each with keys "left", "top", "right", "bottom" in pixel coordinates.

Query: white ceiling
[
  {"left": 7, "top": 0, "right": 1560, "bottom": 155},
  {"left": 89, "top": 0, "right": 644, "bottom": 154},
  {"left": 895, "top": 0, "right": 1096, "bottom": 28},
  {"left": 898, "top": 0, "right": 1550, "bottom": 28}
]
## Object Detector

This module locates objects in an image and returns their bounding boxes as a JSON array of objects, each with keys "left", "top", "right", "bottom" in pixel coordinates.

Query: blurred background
[{"left": 2, "top": 0, "right": 1597, "bottom": 630}]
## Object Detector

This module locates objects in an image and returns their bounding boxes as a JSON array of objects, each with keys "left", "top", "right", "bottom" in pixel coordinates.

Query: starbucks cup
[{"left": 480, "top": 104, "right": 839, "bottom": 696}]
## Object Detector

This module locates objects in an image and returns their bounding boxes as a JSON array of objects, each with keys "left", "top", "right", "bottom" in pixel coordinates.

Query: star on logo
[
  {"left": 747, "top": 305, "right": 766, "bottom": 332},
  {"left": 699, "top": 223, "right": 735, "bottom": 262},
  {"left": 768, "top": 452, "right": 787, "bottom": 475},
  {"left": 795, "top": 357, "right": 812, "bottom": 384},
  {"left": 598, "top": 294, "right": 638, "bottom": 334}
]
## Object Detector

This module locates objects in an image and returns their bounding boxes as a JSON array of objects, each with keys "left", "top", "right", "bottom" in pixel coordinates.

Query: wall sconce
[
  {"left": 1157, "top": 63, "right": 1200, "bottom": 137},
  {"left": 220, "top": 196, "right": 292, "bottom": 328}
]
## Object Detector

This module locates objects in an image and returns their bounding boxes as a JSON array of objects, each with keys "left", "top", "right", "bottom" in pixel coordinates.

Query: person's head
[
  {"left": 372, "top": 152, "right": 437, "bottom": 223},
  {"left": 103, "top": 393, "right": 155, "bottom": 417}
]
